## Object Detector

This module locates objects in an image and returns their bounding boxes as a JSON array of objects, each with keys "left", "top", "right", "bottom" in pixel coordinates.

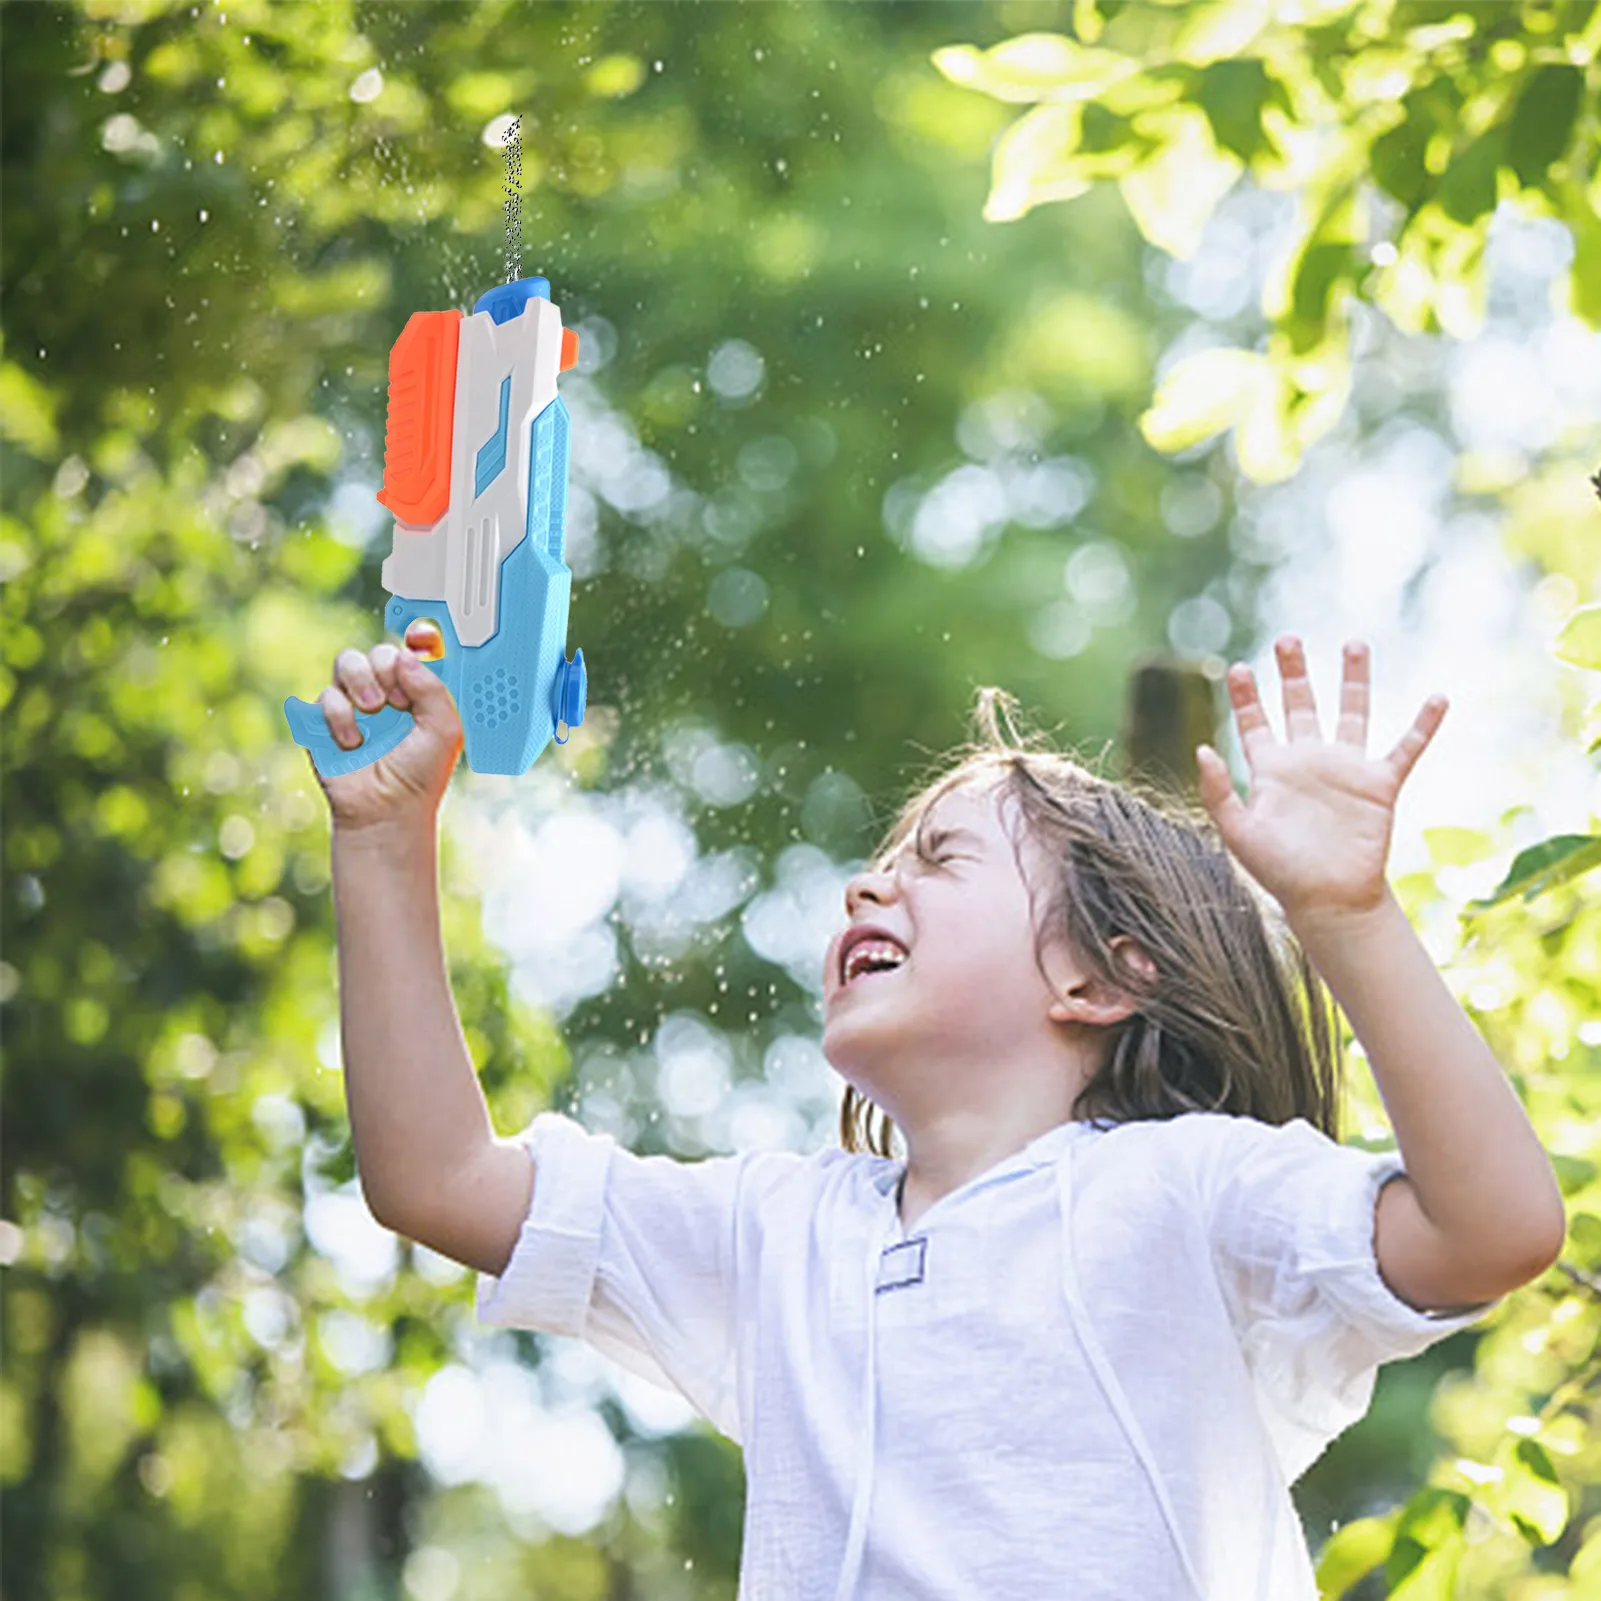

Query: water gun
[{"left": 284, "top": 274, "right": 587, "bottom": 777}]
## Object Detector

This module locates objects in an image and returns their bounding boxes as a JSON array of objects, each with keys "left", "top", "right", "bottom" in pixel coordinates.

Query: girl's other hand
[{"left": 1195, "top": 636, "right": 1447, "bottom": 923}]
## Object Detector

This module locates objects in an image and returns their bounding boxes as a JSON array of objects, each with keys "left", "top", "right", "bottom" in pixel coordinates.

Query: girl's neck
[{"left": 892, "top": 1110, "right": 1087, "bottom": 1232}]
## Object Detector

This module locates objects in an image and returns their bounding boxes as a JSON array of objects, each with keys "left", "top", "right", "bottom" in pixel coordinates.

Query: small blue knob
[
  {"left": 553, "top": 651, "right": 586, "bottom": 744},
  {"left": 474, "top": 277, "right": 551, "bottom": 326},
  {"left": 562, "top": 648, "right": 587, "bottom": 727}
]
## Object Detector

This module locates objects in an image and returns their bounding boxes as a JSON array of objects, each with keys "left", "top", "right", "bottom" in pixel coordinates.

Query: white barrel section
[{"left": 379, "top": 293, "right": 566, "bottom": 648}]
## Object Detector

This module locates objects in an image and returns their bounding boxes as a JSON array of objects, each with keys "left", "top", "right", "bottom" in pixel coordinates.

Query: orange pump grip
[{"left": 375, "top": 308, "right": 462, "bottom": 527}]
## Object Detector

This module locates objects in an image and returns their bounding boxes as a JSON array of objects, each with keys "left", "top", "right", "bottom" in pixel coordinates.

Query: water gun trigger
[{"left": 281, "top": 693, "right": 419, "bottom": 780}]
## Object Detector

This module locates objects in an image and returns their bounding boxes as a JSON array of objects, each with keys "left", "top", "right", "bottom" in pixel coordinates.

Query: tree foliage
[{"left": 936, "top": 0, "right": 1601, "bottom": 482}]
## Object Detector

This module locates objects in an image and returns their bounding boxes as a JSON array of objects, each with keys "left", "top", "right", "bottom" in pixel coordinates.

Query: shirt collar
[{"left": 867, "top": 1116, "right": 1106, "bottom": 1196}]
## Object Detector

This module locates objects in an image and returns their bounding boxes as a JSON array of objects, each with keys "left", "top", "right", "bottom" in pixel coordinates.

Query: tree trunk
[{"left": 1119, "top": 654, "right": 1220, "bottom": 802}]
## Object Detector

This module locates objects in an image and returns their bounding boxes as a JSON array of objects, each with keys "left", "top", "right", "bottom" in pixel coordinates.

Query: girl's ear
[
  {"left": 1109, "top": 935, "right": 1157, "bottom": 987},
  {"left": 1044, "top": 935, "right": 1155, "bottom": 1027}
]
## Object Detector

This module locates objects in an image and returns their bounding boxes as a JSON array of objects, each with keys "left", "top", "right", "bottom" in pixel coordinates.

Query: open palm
[{"left": 1195, "top": 636, "right": 1448, "bottom": 922}]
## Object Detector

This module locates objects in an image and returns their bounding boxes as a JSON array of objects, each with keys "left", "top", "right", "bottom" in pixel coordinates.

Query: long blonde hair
[{"left": 839, "top": 686, "right": 1345, "bottom": 1158}]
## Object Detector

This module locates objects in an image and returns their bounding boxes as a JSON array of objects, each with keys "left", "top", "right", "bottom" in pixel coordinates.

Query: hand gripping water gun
[{"left": 283, "top": 275, "right": 587, "bottom": 777}]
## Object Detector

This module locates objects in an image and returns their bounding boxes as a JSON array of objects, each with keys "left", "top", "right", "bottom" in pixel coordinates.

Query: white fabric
[{"left": 476, "top": 1108, "right": 1502, "bottom": 1600}]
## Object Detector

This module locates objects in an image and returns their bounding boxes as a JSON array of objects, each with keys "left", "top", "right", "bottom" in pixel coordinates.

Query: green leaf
[
  {"left": 1464, "top": 833, "right": 1601, "bottom": 914},
  {"left": 1388, "top": 1534, "right": 1464, "bottom": 1601},
  {"left": 1173, "top": 0, "right": 1274, "bottom": 67},
  {"left": 1549, "top": 1158, "right": 1597, "bottom": 1202},
  {"left": 1515, "top": 1438, "right": 1560, "bottom": 1485},
  {"left": 1077, "top": 101, "right": 1139, "bottom": 160},
  {"left": 1139, "top": 346, "right": 1267, "bottom": 452},
  {"left": 1314, "top": 1513, "right": 1396, "bottom": 1598},
  {"left": 1505, "top": 1438, "right": 1569, "bottom": 1545},
  {"left": 1385, "top": 1489, "right": 1469, "bottom": 1598},
  {"left": 1554, "top": 603, "right": 1601, "bottom": 670},
  {"left": 1506, "top": 65, "right": 1583, "bottom": 187},
  {"left": 1197, "top": 58, "right": 1278, "bottom": 164},
  {"left": 1118, "top": 106, "right": 1242, "bottom": 258},
  {"left": 1100, "top": 62, "right": 1191, "bottom": 118},
  {"left": 932, "top": 33, "right": 1140, "bottom": 104},
  {"left": 1288, "top": 239, "right": 1357, "bottom": 350},
  {"left": 1370, "top": 114, "right": 1430, "bottom": 207},
  {"left": 983, "top": 103, "right": 1093, "bottom": 222},
  {"left": 1439, "top": 127, "right": 1503, "bottom": 226}
]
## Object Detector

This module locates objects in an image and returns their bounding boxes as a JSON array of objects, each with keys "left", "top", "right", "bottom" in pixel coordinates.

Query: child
[{"left": 314, "top": 633, "right": 1566, "bottom": 1601}]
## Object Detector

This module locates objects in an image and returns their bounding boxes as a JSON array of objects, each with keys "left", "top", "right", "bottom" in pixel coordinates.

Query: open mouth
[
  {"left": 844, "top": 964, "right": 900, "bottom": 987},
  {"left": 836, "top": 950, "right": 909, "bottom": 994}
]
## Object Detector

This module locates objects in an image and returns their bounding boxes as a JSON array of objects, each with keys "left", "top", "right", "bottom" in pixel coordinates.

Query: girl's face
[{"left": 823, "top": 776, "right": 1101, "bottom": 1131}]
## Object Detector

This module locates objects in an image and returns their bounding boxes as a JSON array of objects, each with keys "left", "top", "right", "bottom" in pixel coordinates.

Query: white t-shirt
[{"left": 475, "top": 1108, "right": 1502, "bottom": 1600}]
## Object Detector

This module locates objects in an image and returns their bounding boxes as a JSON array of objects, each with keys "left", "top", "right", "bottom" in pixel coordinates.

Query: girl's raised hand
[{"left": 1194, "top": 636, "right": 1448, "bottom": 925}]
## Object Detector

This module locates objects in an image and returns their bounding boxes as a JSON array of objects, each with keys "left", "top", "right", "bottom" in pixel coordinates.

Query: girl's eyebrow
[{"left": 924, "top": 825, "right": 981, "bottom": 848}]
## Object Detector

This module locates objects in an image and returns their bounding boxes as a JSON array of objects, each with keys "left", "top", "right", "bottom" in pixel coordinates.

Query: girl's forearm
[
  {"left": 332, "top": 821, "right": 497, "bottom": 1233},
  {"left": 1286, "top": 888, "right": 1566, "bottom": 1267}
]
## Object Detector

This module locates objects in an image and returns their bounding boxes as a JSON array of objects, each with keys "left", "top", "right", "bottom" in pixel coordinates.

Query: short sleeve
[
  {"left": 1202, "top": 1114, "right": 1505, "bottom": 1484},
  {"left": 474, "top": 1111, "right": 771, "bottom": 1444}
]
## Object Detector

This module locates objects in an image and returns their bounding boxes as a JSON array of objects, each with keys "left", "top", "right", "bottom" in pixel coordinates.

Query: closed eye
[
  {"left": 872, "top": 826, "right": 977, "bottom": 874},
  {"left": 920, "top": 826, "right": 972, "bottom": 867}
]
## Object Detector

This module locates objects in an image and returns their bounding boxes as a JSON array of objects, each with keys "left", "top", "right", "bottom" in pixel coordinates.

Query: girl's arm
[
  {"left": 1287, "top": 891, "right": 1566, "bottom": 1312},
  {"left": 1196, "top": 635, "right": 1567, "bottom": 1314},
  {"left": 333, "top": 821, "right": 534, "bottom": 1276}
]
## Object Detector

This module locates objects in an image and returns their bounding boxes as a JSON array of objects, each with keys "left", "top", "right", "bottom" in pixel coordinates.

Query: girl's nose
[{"left": 845, "top": 865, "right": 897, "bottom": 918}]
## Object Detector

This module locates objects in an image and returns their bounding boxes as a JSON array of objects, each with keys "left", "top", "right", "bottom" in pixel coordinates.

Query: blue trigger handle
[{"left": 282, "top": 661, "right": 440, "bottom": 781}]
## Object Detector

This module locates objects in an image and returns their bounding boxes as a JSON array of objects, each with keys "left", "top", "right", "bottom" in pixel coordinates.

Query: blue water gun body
[{"left": 284, "top": 275, "right": 587, "bottom": 777}]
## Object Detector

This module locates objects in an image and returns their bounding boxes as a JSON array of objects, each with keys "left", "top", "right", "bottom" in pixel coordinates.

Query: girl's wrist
[{"left": 1282, "top": 883, "right": 1400, "bottom": 950}]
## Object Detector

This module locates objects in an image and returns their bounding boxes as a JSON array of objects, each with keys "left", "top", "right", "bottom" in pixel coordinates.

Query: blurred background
[{"left": 3, "top": 1, "right": 1600, "bottom": 1597}]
